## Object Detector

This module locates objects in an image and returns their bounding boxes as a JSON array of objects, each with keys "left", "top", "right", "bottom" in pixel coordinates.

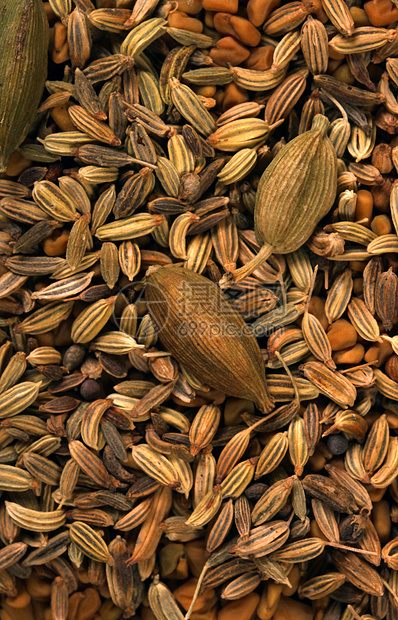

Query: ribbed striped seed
[
  {"left": 298, "top": 573, "right": 346, "bottom": 599},
  {"left": 330, "top": 221, "right": 377, "bottom": 246},
  {"left": 321, "top": 0, "right": 354, "bottom": 35},
  {"left": 207, "top": 500, "right": 234, "bottom": 553},
  {"left": 265, "top": 69, "right": 308, "bottom": 126},
  {"left": 271, "top": 30, "right": 301, "bottom": 73},
  {"left": 166, "top": 27, "right": 212, "bottom": 48},
  {"left": 375, "top": 268, "right": 398, "bottom": 331},
  {"left": 301, "top": 16, "right": 328, "bottom": 74},
  {"left": 5, "top": 502, "right": 65, "bottom": 532},
  {"left": 338, "top": 189, "right": 357, "bottom": 220},
  {"left": 267, "top": 373, "right": 319, "bottom": 401},
  {"left": 57, "top": 459, "right": 80, "bottom": 508},
  {"left": 114, "top": 497, "right": 153, "bottom": 532},
  {"left": 347, "top": 298, "right": 380, "bottom": 342},
  {"left": 0, "top": 274, "right": 26, "bottom": 305},
  {"left": 216, "top": 424, "right": 256, "bottom": 482},
  {"left": 303, "top": 402, "right": 321, "bottom": 457},
  {"left": 302, "top": 310, "right": 335, "bottom": 369},
  {"left": 255, "top": 432, "right": 288, "bottom": 479},
  {"left": 370, "top": 437, "right": 398, "bottom": 488},
  {"left": 136, "top": 71, "right": 163, "bottom": 116},
  {"left": 132, "top": 445, "right": 180, "bottom": 489},
  {"left": 194, "top": 448, "right": 216, "bottom": 508},
  {"left": 253, "top": 302, "right": 305, "bottom": 336},
  {"left": 69, "top": 521, "right": 113, "bottom": 564},
  {"left": 168, "top": 454, "right": 193, "bottom": 499},
  {"left": 325, "top": 269, "right": 353, "bottom": 323},
  {"left": 77, "top": 165, "right": 119, "bottom": 184},
  {"left": 285, "top": 247, "right": 313, "bottom": 291},
  {"left": 65, "top": 215, "right": 90, "bottom": 271},
  {"left": 148, "top": 576, "right": 184, "bottom": 620},
  {"left": 80, "top": 399, "right": 111, "bottom": 450},
  {"left": 271, "top": 538, "right": 326, "bottom": 563},
  {"left": 363, "top": 414, "right": 389, "bottom": 476},
  {"left": 344, "top": 442, "right": 369, "bottom": 483},
  {"left": 169, "top": 78, "right": 216, "bottom": 137},
  {"left": 0, "top": 542, "right": 27, "bottom": 570},
  {"left": 50, "top": 576, "right": 68, "bottom": 620},
  {"left": 288, "top": 416, "right": 309, "bottom": 476},
  {"left": 100, "top": 242, "right": 119, "bottom": 289},
  {"left": 67, "top": 6, "right": 91, "bottom": 69},
  {"left": 221, "top": 571, "right": 261, "bottom": 600},
  {"left": 118, "top": 242, "right": 141, "bottom": 281},
  {"left": 32, "top": 180, "right": 78, "bottom": 222},
  {"left": 189, "top": 404, "right": 221, "bottom": 456},
  {"left": 263, "top": 3, "right": 309, "bottom": 37},
  {"left": 31, "top": 273, "right": 94, "bottom": 302},
  {"left": 43, "top": 131, "right": 96, "bottom": 156},
  {"left": 71, "top": 297, "right": 114, "bottom": 344},
  {"left": 266, "top": 340, "right": 307, "bottom": 369},
  {"left": 105, "top": 538, "right": 135, "bottom": 614},
  {"left": 68, "top": 105, "right": 120, "bottom": 146},
  {"left": 0, "top": 383, "right": 40, "bottom": 419},
  {"left": 155, "top": 157, "right": 180, "bottom": 198},
  {"left": 218, "top": 149, "right": 257, "bottom": 184},
  {"left": 207, "top": 118, "right": 272, "bottom": 151},
  {"left": 169, "top": 213, "right": 199, "bottom": 260},
  {"left": 301, "top": 361, "right": 357, "bottom": 408},
  {"left": 234, "top": 496, "right": 251, "bottom": 543},
  {"left": 121, "top": 18, "right": 166, "bottom": 57},
  {"left": 252, "top": 476, "right": 294, "bottom": 526},
  {"left": 22, "top": 453, "right": 61, "bottom": 485},
  {"left": 167, "top": 133, "right": 195, "bottom": 177},
  {"left": 184, "top": 232, "right": 213, "bottom": 274},
  {"left": 96, "top": 213, "right": 162, "bottom": 242},
  {"left": 348, "top": 119, "right": 376, "bottom": 162},
  {"left": 230, "top": 520, "right": 290, "bottom": 559},
  {"left": 331, "top": 550, "right": 384, "bottom": 597},
  {"left": 69, "top": 440, "right": 116, "bottom": 490},
  {"left": 14, "top": 301, "right": 74, "bottom": 335},
  {"left": 159, "top": 45, "right": 195, "bottom": 105},
  {"left": 187, "top": 486, "right": 223, "bottom": 528},
  {"left": 330, "top": 27, "right": 394, "bottom": 54},
  {"left": 0, "top": 352, "right": 27, "bottom": 394},
  {"left": 0, "top": 465, "right": 34, "bottom": 491},
  {"left": 51, "top": 252, "right": 99, "bottom": 280},
  {"left": 368, "top": 234, "right": 398, "bottom": 254},
  {"left": 312, "top": 498, "right": 339, "bottom": 542},
  {"left": 91, "top": 184, "right": 116, "bottom": 234},
  {"left": 91, "top": 332, "right": 140, "bottom": 355},
  {"left": 220, "top": 458, "right": 257, "bottom": 499},
  {"left": 211, "top": 216, "right": 239, "bottom": 273}
]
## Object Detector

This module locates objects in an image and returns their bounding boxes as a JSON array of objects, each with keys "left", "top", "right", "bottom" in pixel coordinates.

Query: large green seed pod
[
  {"left": 145, "top": 266, "right": 274, "bottom": 413},
  {"left": 221, "top": 115, "right": 337, "bottom": 285},
  {"left": 0, "top": 0, "right": 49, "bottom": 171}
]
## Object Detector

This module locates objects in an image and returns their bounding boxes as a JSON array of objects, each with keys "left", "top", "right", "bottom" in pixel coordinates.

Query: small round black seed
[
  {"left": 326, "top": 434, "right": 349, "bottom": 455},
  {"left": 80, "top": 379, "right": 102, "bottom": 401}
]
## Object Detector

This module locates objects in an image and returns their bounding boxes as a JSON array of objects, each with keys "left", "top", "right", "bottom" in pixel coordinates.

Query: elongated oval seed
[
  {"left": 69, "top": 521, "right": 113, "bottom": 564},
  {"left": 5, "top": 502, "right": 65, "bottom": 532},
  {"left": 146, "top": 267, "right": 273, "bottom": 412}
]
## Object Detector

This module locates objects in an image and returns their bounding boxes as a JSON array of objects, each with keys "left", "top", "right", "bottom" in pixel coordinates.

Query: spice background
[{"left": 2, "top": 0, "right": 398, "bottom": 619}]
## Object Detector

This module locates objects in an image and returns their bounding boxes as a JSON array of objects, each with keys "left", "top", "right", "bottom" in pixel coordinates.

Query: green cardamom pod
[
  {"left": 0, "top": 0, "right": 49, "bottom": 171},
  {"left": 220, "top": 115, "right": 337, "bottom": 287},
  {"left": 145, "top": 266, "right": 274, "bottom": 413}
]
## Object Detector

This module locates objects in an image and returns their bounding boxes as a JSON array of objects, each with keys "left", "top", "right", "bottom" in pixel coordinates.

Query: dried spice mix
[{"left": 2, "top": 0, "right": 398, "bottom": 619}]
